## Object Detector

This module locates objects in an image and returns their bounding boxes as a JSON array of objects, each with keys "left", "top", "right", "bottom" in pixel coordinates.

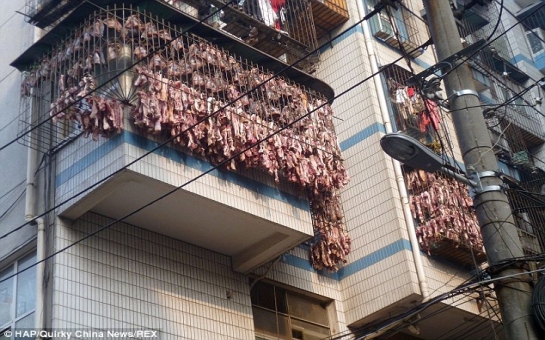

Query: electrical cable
[
  {"left": 0, "top": 115, "right": 19, "bottom": 135},
  {"left": 0, "top": 0, "right": 239, "bottom": 154},
  {"left": 486, "top": 0, "right": 503, "bottom": 42},
  {"left": 440, "top": 1, "right": 545, "bottom": 84},
  {"left": 2, "top": 2, "right": 536, "bottom": 337},
  {"left": 0, "top": 0, "right": 395, "bottom": 155},
  {"left": 329, "top": 265, "right": 545, "bottom": 340},
  {"left": 0, "top": 4, "right": 25, "bottom": 30},
  {"left": 0, "top": 40, "right": 430, "bottom": 286},
  {"left": 0, "top": 0, "right": 421, "bottom": 244},
  {"left": 0, "top": 179, "right": 25, "bottom": 202},
  {"left": 0, "top": 188, "right": 26, "bottom": 221},
  {"left": 386, "top": 5, "right": 488, "bottom": 272},
  {"left": 331, "top": 253, "right": 545, "bottom": 339}
]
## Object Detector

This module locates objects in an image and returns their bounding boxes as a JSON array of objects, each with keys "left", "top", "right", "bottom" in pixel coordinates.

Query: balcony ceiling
[
  {"left": 60, "top": 170, "right": 312, "bottom": 273},
  {"left": 13, "top": 0, "right": 334, "bottom": 101},
  {"left": 351, "top": 299, "right": 504, "bottom": 340}
]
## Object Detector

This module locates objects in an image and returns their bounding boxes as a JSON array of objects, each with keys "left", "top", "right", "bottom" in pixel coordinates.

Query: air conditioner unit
[
  {"left": 372, "top": 16, "right": 395, "bottom": 42},
  {"left": 511, "top": 151, "right": 530, "bottom": 166}
]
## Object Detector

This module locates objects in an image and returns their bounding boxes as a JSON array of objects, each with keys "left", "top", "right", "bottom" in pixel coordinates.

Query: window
[
  {"left": 251, "top": 281, "right": 331, "bottom": 340},
  {"left": 0, "top": 253, "right": 36, "bottom": 338},
  {"left": 526, "top": 29, "right": 545, "bottom": 56},
  {"left": 471, "top": 68, "right": 490, "bottom": 90}
]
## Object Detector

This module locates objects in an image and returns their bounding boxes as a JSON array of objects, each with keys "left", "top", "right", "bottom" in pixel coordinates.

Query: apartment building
[{"left": 0, "top": 0, "right": 543, "bottom": 339}]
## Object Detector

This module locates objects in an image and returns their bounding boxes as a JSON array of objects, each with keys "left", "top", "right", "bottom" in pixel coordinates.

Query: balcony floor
[{"left": 61, "top": 170, "right": 312, "bottom": 273}]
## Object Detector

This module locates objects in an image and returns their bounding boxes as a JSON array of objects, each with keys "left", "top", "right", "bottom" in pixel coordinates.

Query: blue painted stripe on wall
[
  {"left": 337, "top": 239, "right": 412, "bottom": 278},
  {"left": 319, "top": 25, "right": 364, "bottom": 54},
  {"left": 56, "top": 133, "right": 125, "bottom": 187},
  {"left": 283, "top": 238, "right": 412, "bottom": 280},
  {"left": 340, "top": 122, "right": 386, "bottom": 151},
  {"left": 56, "top": 131, "right": 309, "bottom": 211}
]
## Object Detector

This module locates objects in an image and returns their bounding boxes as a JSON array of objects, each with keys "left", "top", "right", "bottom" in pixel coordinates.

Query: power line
[
  {"left": 0, "top": 0, "right": 238, "bottom": 154},
  {"left": 486, "top": 0, "right": 503, "bottom": 41},
  {"left": 0, "top": 0, "right": 396, "bottom": 155},
  {"left": 0, "top": 0, "right": 407, "bottom": 242},
  {"left": 441, "top": 1, "right": 545, "bottom": 82},
  {"left": 329, "top": 264, "right": 544, "bottom": 340},
  {"left": 0, "top": 52, "right": 417, "bottom": 286}
]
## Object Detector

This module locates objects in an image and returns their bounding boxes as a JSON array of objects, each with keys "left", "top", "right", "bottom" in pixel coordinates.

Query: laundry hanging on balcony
[
  {"left": 243, "top": 0, "right": 278, "bottom": 27},
  {"left": 391, "top": 85, "right": 440, "bottom": 133}
]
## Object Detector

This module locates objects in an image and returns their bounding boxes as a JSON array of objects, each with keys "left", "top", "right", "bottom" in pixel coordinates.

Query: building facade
[{"left": 0, "top": 0, "right": 543, "bottom": 339}]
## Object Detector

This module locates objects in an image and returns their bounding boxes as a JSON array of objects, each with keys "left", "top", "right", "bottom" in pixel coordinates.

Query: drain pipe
[
  {"left": 25, "top": 131, "right": 46, "bottom": 335},
  {"left": 33, "top": 218, "right": 45, "bottom": 334},
  {"left": 354, "top": 3, "right": 430, "bottom": 300},
  {"left": 26, "top": 27, "right": 46, "bottom": 336}
]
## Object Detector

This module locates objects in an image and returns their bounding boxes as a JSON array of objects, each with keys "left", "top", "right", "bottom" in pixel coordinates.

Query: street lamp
[{"left": 380, "top": 132, "right": 477, "bottom": 187}]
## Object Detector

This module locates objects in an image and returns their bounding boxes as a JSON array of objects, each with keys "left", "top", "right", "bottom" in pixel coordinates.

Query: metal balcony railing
[
  {"left": 405, "top": 170, "right": 487, "bottom": 266},
  {"left": 23, "top": 0, "right": 349, "bottom": 73},
  {"left": 369, "top": 0, "right": 428, "bottom": 58},
  {"left": 16, "top": 4, "right": 350, "bottom": 271}
]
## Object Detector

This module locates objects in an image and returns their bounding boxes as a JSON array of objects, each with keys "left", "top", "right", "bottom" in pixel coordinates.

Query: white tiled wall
[
  {"left": 51, "top": 213, "right": 255, "bottom": 339},
  {"left": 51, "top": 213, "right": 350, "bottom": 339},
  {"left": 54, "top": 119, "right": 312, "bottom": 236},
  {"left": 311, "top": 0, "right": 490, "bottom": 328}
]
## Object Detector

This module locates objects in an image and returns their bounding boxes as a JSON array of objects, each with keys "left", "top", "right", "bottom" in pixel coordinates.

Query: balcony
[
  {"left": 369, "top": 1, "right": 427, "bottom": 58},
  {"left": 14, "top": 4, "right": 350, "bottom": 272},
  {"left": 405, "top": 171, "right": 487, "bottom": 267},
  {"left": 310, "top": 0, "right": 349, "bottom": 39},
  {"left": 24, "top": 0, "right": 348, "bottom": 73},
  {"left": 55, "top": 131, "right": 314, "bottom": 274}
]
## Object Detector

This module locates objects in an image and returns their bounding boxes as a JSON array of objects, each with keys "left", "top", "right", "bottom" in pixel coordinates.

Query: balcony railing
[
  {"left": 369, "top": 1, "right": 427, "bottom": 58},
  {"left": 16, "top": 4, "right": 350, "bottom": 272},
  {"left": 406, "top": 170, "right": 487, "bottom": 266},
  {"left": 310, "top": 0, "right": 349, "bottom": 39},
  {"left": 24, "top": 0, "right": 348, "bottom": 73}
]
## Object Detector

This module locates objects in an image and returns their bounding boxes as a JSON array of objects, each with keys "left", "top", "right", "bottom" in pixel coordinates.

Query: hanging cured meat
[
  {"left": 406, "top": 170, "right": 484, "bottom": 255},
  {"left": 19, "top": 8, "right": 350, "bottom": 272}
]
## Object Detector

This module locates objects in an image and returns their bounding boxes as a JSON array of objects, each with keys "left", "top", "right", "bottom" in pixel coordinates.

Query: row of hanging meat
[
  {"left": 405, "top": 170, "right": 484, "bottom": 255},
  {"left": 19, "top": 7, "right": 351, "bottom": 271}
]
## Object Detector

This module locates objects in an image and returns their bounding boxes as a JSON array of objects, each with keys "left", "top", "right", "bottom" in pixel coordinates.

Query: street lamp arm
[{"left": 380, "top": 132, "right": 477, "bottom": 186}]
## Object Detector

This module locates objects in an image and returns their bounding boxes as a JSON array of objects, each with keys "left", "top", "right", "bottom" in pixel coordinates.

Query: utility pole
[{"left": 421, "top": 1, "right": 540, "bottom": 339}]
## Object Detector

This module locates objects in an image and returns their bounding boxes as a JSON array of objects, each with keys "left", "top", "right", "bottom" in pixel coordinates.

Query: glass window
[
  {"left": 251, "top": 281, "right": 331, "bottom": 340},
  {"left": 286, "top": 293, "right": 328, "bottom": 326},
  {"left": 526, "top": 30, "right": 544, "bottom": 55},
  {"left": 0, "top": 269, "right": 14, "bottom": 327},
  {"left": 16, "top": 254, "right": 36, "bottom": 318},
  {"left": 0, "top": 252, "right": 36, "bottom": 338}
]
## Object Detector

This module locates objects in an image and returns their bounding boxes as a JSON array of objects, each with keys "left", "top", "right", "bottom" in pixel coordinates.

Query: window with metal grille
[{"left": 251, "top": 281, "right": 330, "bottom": 340}]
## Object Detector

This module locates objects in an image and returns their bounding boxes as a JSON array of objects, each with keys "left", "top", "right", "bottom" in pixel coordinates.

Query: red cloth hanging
[
  {"left": 424, "top": 99, "right": 440, "bottom": 131},
  {"left": 270, "top": 0, "right": 286, "bottom": 12},
  {"left": 418, "top": 111, "right": 430, "bottom": 132},
  {"left": 270, "top": 0, "right": 285, "bottom": 30}
]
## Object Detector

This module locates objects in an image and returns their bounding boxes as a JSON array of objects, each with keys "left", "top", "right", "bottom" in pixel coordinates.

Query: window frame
[
  {"left": 525, "top": 28, "right": 545, "bottom": 57},
  {"left": 251, "top": 281, "right": 331, "bottom": 340},
  {"left": 0, "top": 251, "right": 37, "bottom": 337}
]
